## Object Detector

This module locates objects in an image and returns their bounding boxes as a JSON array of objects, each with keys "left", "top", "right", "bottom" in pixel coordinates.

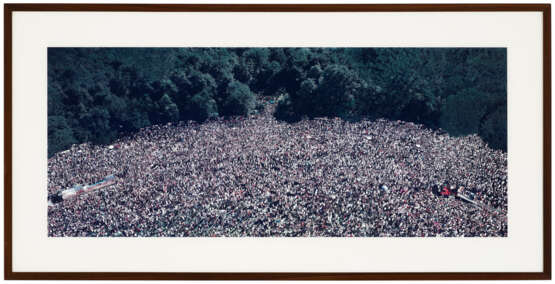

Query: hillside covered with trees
[{"left": 48, "top": 48, "right": 506, "bottom": 157}]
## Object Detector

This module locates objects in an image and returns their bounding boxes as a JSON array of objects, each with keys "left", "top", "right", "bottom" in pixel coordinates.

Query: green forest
[{"left": 48, "top": 48, "right": 507, "bottom": 157}]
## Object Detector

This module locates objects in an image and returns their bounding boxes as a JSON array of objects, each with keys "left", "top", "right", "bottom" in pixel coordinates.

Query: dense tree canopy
[{"left": 48, "top": 48, "right": 507, "bottom": 157}]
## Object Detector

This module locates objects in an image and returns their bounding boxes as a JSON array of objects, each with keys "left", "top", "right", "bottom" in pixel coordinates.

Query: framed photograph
[{"left": 4, "top": 3, "right": 551, "bottom": 280}]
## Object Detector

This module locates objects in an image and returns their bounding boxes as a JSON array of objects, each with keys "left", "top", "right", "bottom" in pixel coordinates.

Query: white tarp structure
[
  {"left": 58, "top": 175, "right": 117, "bottom": 201},
  {"left": 61, "top": 188, "right": 77, "bottom": 200}
]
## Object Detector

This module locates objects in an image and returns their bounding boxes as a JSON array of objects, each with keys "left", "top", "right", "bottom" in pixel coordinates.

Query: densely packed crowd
[{"left": 48, "top": 108, "right": 507, "bottom": 237}]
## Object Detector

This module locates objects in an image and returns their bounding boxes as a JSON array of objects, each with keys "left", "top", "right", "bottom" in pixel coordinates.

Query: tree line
[{"left": 48, "top": 48, "right": 506, "bottom": 157}]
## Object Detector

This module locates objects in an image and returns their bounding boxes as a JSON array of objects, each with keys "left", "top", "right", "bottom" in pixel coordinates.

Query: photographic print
[
  {"left": 5, "top": 2, "right": 551, "bottom": 280},
  {"left": 47, "top": 47, "right": 508, "bottom": 237}
]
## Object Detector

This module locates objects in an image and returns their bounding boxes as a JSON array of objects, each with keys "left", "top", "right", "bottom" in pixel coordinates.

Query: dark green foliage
[
  {"left": 157, "top": 94, "right": 180, "bottom": 122},
  {"left": 80, "top": 108, "right": 114, "bottom": 144},
  {"left": 254, "top": 100, "right": 266, "bottom": 114},
  {"left": 314, "top": 65, "right": 363, "bottom": 118},
  {"left": 48, "top": 47, "right": 507, "bottom": 157},
  {"left": 308, "top": 64, "right": 323, "bottom": 79},
  {"left": 170, "top": 70, "right": 217, "bottom": 120},
  {"left": 278, "top": 65, "right": 365, "bottom": 120},
  {"left": 221, "top": 81, "right": 256, "bottom": 116},
  {"left": 274, "top": 94, "right": 300, "bottom": 122},
  {"left": 353, "top": 49, "right": 440, "bottom": 122},
  {"left": 291, "top": 79, "right": 318, "bottom": 117},
  {"left": 480, "top": 105, "right": 507, "bottom": 150},
  {"left": 189, "top": 90, "right": 219, "bottom": 121},
  {"left": 274, "top": 64, "right": 368, "bottom": 121},
  {"left": 440, "top": 89, "right": 491, "bottom": 136},
  {"left": 234, "top": 48, "right": 270, "bottom": 85},
  {"left": 48, "top": 116, "right": 77, "bottom": 157}
]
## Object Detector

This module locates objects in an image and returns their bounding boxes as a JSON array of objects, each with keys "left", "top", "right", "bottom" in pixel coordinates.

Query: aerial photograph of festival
[{"left": 47, "top": 48, "right": 507, "bottom": 237}]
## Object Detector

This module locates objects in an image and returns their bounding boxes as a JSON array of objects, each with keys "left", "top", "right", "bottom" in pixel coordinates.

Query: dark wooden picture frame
[{"left": 4, "top": 3, "right": 551, "bottom": 280}]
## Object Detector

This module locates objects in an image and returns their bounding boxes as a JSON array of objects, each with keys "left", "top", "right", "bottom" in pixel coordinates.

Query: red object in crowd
[{"left": 441, "top": 186, "right": 450, "bottom": 196}]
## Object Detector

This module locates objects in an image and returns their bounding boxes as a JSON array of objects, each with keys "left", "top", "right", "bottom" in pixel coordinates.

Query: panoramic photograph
[{"left": 47, "top": 48, "right": 507, "bottom": 237}]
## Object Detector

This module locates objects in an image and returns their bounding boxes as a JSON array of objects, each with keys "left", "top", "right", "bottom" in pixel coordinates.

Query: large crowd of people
[{"left": 48, "top": 107, "right": 507, "bottom": 237}]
